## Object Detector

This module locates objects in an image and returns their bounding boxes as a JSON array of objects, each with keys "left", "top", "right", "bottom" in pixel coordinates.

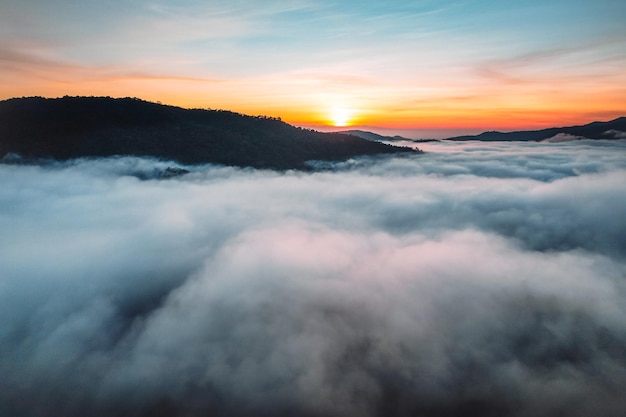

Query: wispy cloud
[
  {"left": 0, "top": 44, "right": 226, "bottom": 85},
  {"left": 1, "top": 0, "right": 625, "bottom": 129},
  {"left": 474, "top": 36, "right": 626, "bottom": 86}
]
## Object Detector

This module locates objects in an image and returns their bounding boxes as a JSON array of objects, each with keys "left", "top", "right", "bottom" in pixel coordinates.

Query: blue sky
[{"left": 1, "top": 0, "right": 625, "bottom": 136}]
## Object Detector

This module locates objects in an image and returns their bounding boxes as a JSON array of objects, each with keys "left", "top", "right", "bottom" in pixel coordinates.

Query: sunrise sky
[{"left": 1, "top": 0, "right": 625, "bottom": 137}]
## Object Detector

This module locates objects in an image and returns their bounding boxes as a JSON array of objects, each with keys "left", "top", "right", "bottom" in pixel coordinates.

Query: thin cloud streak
[{"left": 2, "top": 0, "right": 625, "bottom": 132}]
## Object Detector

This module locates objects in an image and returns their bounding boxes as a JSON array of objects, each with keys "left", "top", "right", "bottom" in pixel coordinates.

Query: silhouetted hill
[
  {"left": 338, "top": 130, "right": 438, "bottom": 144},
  {"left": 446, "top": 117, "right": 626, "bottom": 142},
  {"left": 0, "top": 97, "right": 411, "bottom": 169},
  {"left": 337, "top": 130, "right": 408, "bottom": 142}
]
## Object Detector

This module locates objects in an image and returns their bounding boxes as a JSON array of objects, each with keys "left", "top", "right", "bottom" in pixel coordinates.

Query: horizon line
[{"left": 3, "top": 94, "right": 624, "bottom": 140}]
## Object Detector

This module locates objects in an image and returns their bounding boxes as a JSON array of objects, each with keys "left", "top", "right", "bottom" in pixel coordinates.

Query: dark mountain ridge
[
  {"left": 337, "top": 130, "right": 410, "bottom": 142},
  {"left": 337, "top": 129, "right": 439, "bottom": 143},
  {"left": 0, "top": 96, "right": 411, "bottom": 169},
  {"left": 446, "top": 117, "right": 626, "bottom": 142}
]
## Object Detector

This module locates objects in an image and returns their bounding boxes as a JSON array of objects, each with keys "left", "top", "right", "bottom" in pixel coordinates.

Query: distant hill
[
  {"left": 0, "top": 97, "right": 411, "bottom": 170},
  {"left": 337, "top": 130, "right": 409, "bottom": 142},
  {"left": 446, "top": 117, "right": 626, "bottom": 142},
  {"left": 337, "top": 130, "right": 438, "bottom": 144}
]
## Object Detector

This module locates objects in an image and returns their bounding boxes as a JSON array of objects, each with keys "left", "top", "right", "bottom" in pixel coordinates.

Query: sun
[{"left": 329, "top": 108, "right": 352, "bottom": 127}]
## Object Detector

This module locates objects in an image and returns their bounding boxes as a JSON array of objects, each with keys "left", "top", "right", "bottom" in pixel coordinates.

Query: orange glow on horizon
[
  {"left": 328, "top": 108, "right": 352, "bottom": 127},
  {"left": 1, "top": 1, "right": 625, "bottom": 140},
  {"left": 1, "top": 71, "right": 624, "bottom": 136}
]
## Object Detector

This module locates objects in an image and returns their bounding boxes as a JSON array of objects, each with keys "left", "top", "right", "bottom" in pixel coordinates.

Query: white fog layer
[{"left": 1, "top": 140, "right": 625, "bottom": 416}]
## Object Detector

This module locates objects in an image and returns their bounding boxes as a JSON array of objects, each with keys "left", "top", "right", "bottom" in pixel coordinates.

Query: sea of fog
[{"left": 1, "top": 140, "right": 625, "bottom": 417}]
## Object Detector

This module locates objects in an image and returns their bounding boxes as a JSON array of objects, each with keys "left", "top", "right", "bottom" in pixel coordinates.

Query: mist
[{"left": 1, "top": 140, "right": 625, "bottom": 417}]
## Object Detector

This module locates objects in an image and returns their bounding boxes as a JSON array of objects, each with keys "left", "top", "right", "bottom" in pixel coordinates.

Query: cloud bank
[{"left": 1, "top": 140, "right": 625, "bottom": 416}]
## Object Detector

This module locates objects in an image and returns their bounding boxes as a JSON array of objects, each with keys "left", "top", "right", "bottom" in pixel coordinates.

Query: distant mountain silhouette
[
  {"left": 335, "top": 129, "right": 439, "bottom": 144},
  {"left": 0, "top": 97, "right": 411, "bottom": 169},
  {"left": 336, "top": 130, "right": 412, "bottom": 142},
  {"left": 446, "top": 117, "right": 626, "bottom": 142}
]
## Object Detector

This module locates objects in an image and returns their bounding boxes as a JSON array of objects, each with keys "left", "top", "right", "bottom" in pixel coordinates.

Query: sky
[
  {"left": 1, "top": 0, "right": 625, "bottom": 137},
  {"left": 2, "top": 140, "right": 626, "bottom": 416}
]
